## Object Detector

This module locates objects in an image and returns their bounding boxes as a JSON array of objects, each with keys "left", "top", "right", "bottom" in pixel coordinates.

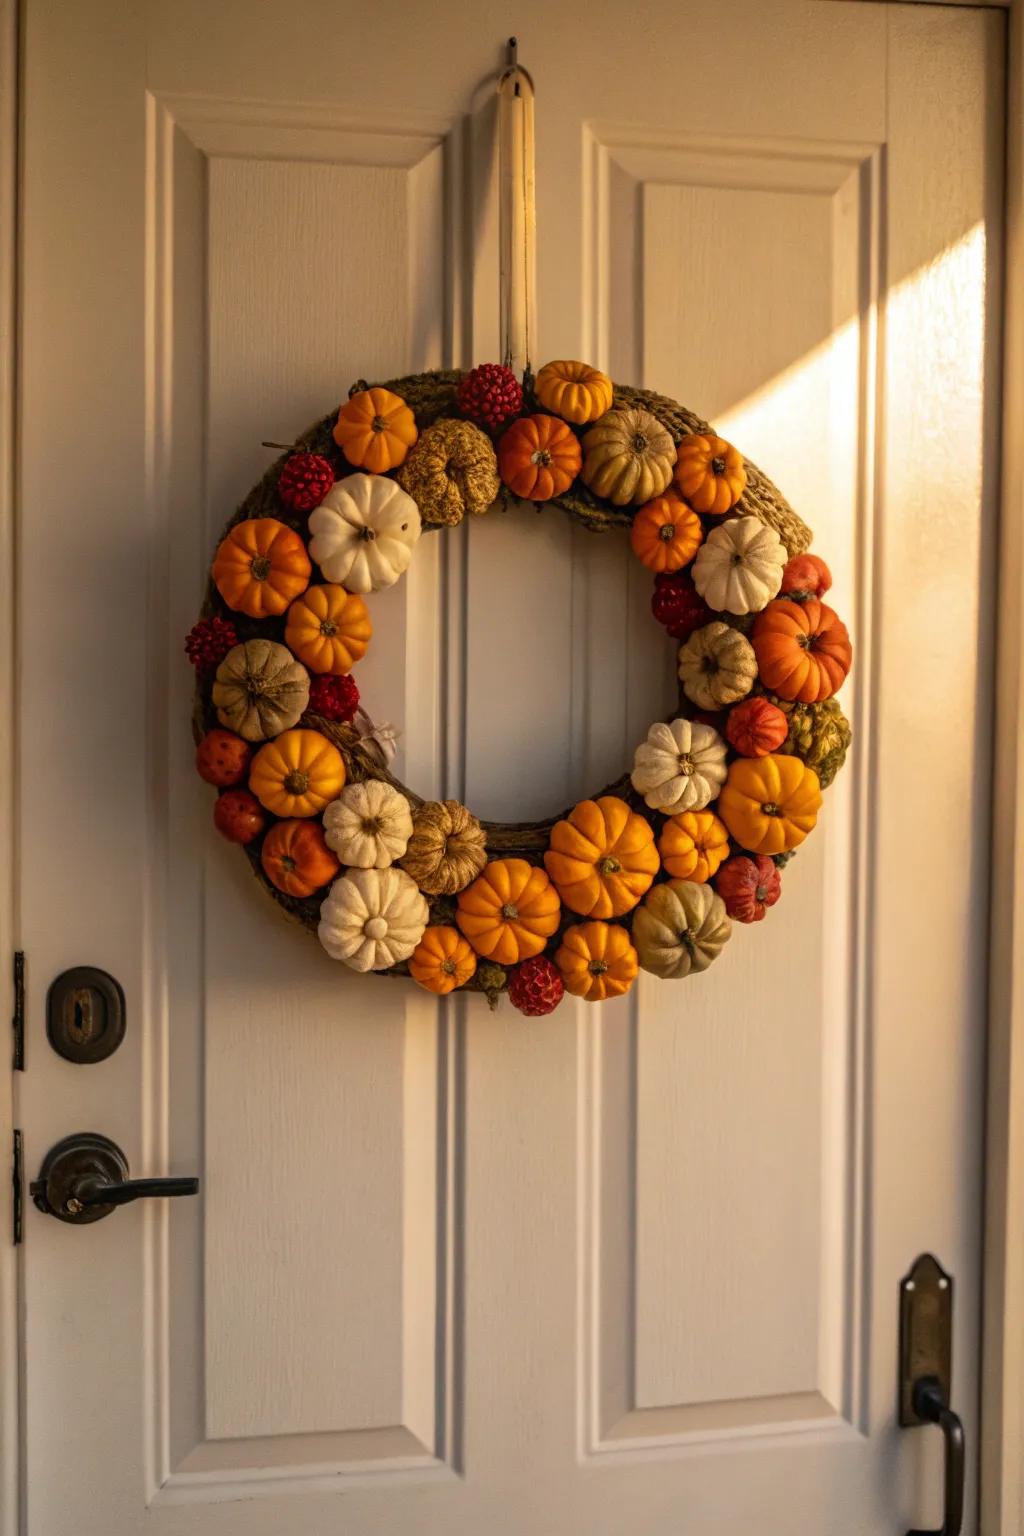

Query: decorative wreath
[{"left": 187, "top": 362, "right": 853, "bottom": 1014}]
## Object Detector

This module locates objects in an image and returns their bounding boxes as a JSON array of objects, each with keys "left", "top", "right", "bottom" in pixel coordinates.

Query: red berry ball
[
  {"left": 277, "top": 452, "right": 335, "bottom": 512},
  {"left": 213, "top": 788, "right": 265, "bottom": 844},
  {"left": 508, "top": 955, "right": 564, "bottom": 1017},
  {"left": 456, "top": 363, "right": 523, "bottom": 433},
  {"left": 196, "top": 728, "right": 252, "bottom": 787},
  {"left": 185, "top": 616, "right": 238, "bottom": 672},
  {"left": 651, "top": 572, "right": 710, "bottom": 640},
  {"left": 305, "top": 672, "right": 360, "bottom": 724}
]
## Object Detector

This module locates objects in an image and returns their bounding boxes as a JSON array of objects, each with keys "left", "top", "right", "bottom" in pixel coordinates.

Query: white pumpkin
[
  {"left": 323, "top": 779, "right": 414, "bottom": 869},
  {"left": 691, "top": 515, "right": 786, "bottom": 615},
  {"left": 308, "top": 472, "right": 421, "bottom": 593},
  {"left": 318, "top": 867, "right": 428, "bottom": 971},
  {"left": 632, "top": 879, "right": 732, "bottom": 979},
  {"left": 630, "top": 719, "right": 727, "bottom": 814}
]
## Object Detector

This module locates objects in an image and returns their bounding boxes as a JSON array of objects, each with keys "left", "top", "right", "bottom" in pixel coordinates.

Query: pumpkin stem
[
  {"left": 284, "top": 770, "right": 310, "bottom": 795},
  {"left": 358, "top": 526, "right": 377, "bottom": 542},
  {"left": 755, "top": 885, "right": 768, "bottom": 902},
  {"left": 589, "top": 959, "right": 609, "bottom": 975},
  {"left": 680, "top": 929, "right": 697, "bottom": 955},
  {"left": 249, "top": 554, "right": 271, "bottom": 581},
  {"left": 658, "top": 523, "right": 676, "bottom": 542},
  {"left": 361, "top": 816, "right": 383, "bottom": 835},
  {"left": 319, "top": 618, "right": 338, "bottom": 636},
  {"left": 760, "top": 801, "right": 779, "bottom": 816},
  {"left": 711, "top": 455, "right": 727, "bottom": 475},
  {"left": 441, "top": 959, "right": 456, "bottom": 975},
  {"left": 281, "top": 856, "right": 296, "bottom": 872},
  {"left": 598, "top": 856, "right": 621, "bottom": 876},
  {"left": 371, "top": 414, "right": 389, "bottom": 434},
  {"left": 631, "top": 433, "right": 649, "bottom": 453},
  {"left": 501, "top": 902, "right": 519, "bottom": 920},
  {"left": 678, "top": 753, "right": 695, "bottom": 774},
  {"left": 531, "top": 448, "right": 553, "bottom": 467}
]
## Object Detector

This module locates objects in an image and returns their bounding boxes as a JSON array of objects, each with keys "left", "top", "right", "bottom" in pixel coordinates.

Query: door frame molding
[
  {"left": 2, "top": 4, "right": 1022, "bottom": 1534},
  {"left": 982, "top": 2, "right": 1024, "bottom": 1531},
  {"left": 0, "top": 1, "right": 18, "bottom": 1534}
]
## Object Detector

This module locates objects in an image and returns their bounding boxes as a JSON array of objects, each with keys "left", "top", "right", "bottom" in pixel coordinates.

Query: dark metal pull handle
[
  {"left": 31, "top": 1132, "right": 199, "bottom": 1224},
  {"left": 907, "top": 1377, "right": 965, "bottom": 1536}
]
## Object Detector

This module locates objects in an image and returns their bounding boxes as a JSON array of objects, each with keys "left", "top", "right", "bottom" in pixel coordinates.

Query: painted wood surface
[{"left": 16, "top": 2, "right": 1002, "bottom": 1531}]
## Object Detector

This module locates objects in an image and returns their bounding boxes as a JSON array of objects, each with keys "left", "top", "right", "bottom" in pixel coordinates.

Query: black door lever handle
[{"left": 31, "top": 1132, "right": 199, "bottom": 1224}]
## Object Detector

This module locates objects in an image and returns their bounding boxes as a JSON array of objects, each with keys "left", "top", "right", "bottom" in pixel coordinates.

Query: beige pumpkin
[
  {"left": 318, "top": 867, "right": 428, "bottom": 971},
  {"left": 580, "top": 408, "right": 676, "bottom": 506},
  {"left": 308, "top": 473, "right": 421, "bottom": 593},
  {"left": 632, "top": 879, "right": 732, "bottom": 979},
  {"left": 212, "top": 639, "right": 310, "bottom": 742},
  {"left": 677, "top": 621, "right": 757, "bottom": 710},
  {"left": 630, "top": 718, "right": 727, "bottom": 814},
  {"left": 692, "top": 515, "right": 786, "bottom": 615},
  {"left": 323, "top": 780, "right": 414, "bottom": 869}
]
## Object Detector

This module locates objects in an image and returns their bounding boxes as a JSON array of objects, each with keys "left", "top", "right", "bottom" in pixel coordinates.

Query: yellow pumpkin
[
  {"left": 534, "top": 360, "right": 613, "bottom": 424},
  {"left": 717, "top": 753, "right": 822, "bottom": 855},
  {"left": 657, "top": 810, "right": 729, "bottom": 882},
  {"left": 555, "top": 921, "right": 638, "bottom": 1002},
  {"left": 408, "top": 926, "right": 477, "bottom": 995},
  {"left": 333, "top": 386, "right": 418, "bottom": 473},
  {"left": 672, "top": 432, "right": 747, "bottom": 516},
  {"left": 455, "top": 858, "right": 561, "bottom": 965},
  {"left": 248, "top": 728, "right": 346, "bottom": 818},
  {"left": 284, "top": 585, "right": 372, "bottom": 674},
  {"left": 543, "top": 796, "right": 658, "bottom": 918}
]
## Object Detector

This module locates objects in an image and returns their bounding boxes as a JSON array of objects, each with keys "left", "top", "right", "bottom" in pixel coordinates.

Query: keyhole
[{"left": 68, "top": 989, "right": 94, "bottom": 1044}]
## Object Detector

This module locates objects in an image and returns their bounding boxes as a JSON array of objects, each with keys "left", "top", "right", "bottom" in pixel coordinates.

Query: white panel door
[{"left": 15, "top": 2, "right": 1002, "bottom": 1532}]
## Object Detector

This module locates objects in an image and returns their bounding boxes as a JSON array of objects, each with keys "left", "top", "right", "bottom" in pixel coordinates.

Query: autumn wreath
[{"left": 187, "top": 361, "right": 853, "bottom": 1014}]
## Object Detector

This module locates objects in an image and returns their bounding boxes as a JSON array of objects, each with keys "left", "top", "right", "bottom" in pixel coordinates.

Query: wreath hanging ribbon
[{"left": 185, "top": 47, "right": 852, "bottom": 1016}]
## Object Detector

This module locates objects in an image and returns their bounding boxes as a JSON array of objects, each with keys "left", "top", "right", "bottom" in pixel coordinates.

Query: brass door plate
[{"left": 899, "top": 1253, "right": 953, "bottom": 1427}]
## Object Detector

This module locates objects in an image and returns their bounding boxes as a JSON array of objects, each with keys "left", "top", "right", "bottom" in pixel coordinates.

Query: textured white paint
[{"left": 16, "top": 2, "right": 1001, "bottom": 1533}]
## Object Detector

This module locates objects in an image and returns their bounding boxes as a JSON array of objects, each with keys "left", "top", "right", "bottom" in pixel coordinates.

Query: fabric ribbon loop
[{"left": 497, "top": 38, "right": 536, "bottom": 376}]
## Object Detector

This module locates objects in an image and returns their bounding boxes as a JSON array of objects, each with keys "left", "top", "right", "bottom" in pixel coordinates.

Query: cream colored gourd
[
  {"left": 632, "top": 879, "right": 732, "bottom": 978},
  {"left": 692, "top": 515, "right": 786, "bottom": 615},
  {"left": 323, "top": 780, "right": 414, "bottom": 869},
  {"left": 677, "top": 621, "right": 758, "bottom": 709},
  {"left": 212, "top": 639, "right": 310, "bottom": 742},
  {"left": 630, "top": 719, "right": 727, "bottom": 814},
  {"left": 580, "top": 407, "right": 676, "bottom": 506},
  {"left": 308, "top": 472, "right": 421, "bottom": 593},
  {"left": 318, "top": 866, "right": 428, "bottom": 971}
]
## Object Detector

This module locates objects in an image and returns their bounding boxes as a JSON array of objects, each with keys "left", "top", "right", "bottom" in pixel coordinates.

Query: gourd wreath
[{"left": 188, "top": 361, "right": 853, "bottom": 1015}]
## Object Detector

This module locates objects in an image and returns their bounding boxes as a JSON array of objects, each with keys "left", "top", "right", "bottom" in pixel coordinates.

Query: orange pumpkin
[
  {"left": 248, "top": 728, "right": 346, "bottom": 818},
  {"left": 408, "top": 926, "right": 478, "bottom": 995},
  {"left": 780, "top": 553, "right": 832, "bottom": 601},
  {"left": 657, "top": 810, "right": 730, "bottom": 882},
  {"left": 260, "top": 819, "right": 340, "bottom": 897},
  {"left": 212, "top": 518, "right": 311, "bottom": 618},
  {"left": 672, "top": 433, "right": 746, "bottom": 516},
  {"left": 498, "top": 414, "right": 582, "bottom": 501},
  {"left": 534, "top": 360, "right": 613, "bottom": 425},
  {"left": 285, "top": 585, "right": 372, "bottom": 674},
  {"left": 456, "top": 858, "right": 561, "bottom": 965},
  {"left": 629, "top": 492, "right": 703, "bottom": 574},
  {"left": 555, "top": 921, "right": 638, "bottom": 1002},
  {"left": 751, "top": 599, "right": 852, "bottom": 703},
  {"left": 725, "top": 697, "right": 789, "bottom": 757},
  {"left": 717, "top": 753, "right": 822, "bottom": 855},
  {"left": 333, "top": 386, "right": 418, "bottom": 473},
  {"left": 544, "top": 796, "right": 658, "bottom": 918}
]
